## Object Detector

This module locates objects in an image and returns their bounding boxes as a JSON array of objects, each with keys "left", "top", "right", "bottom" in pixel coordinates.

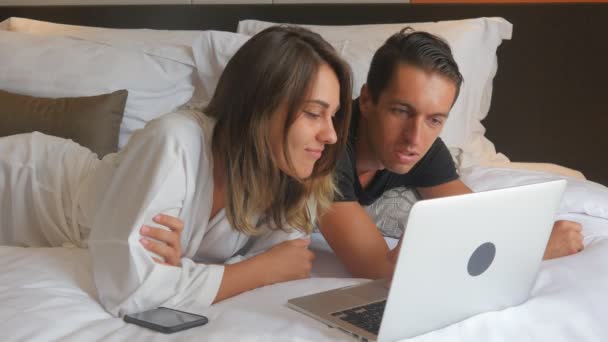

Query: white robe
[{"left": 0, "top": 110, "right": 305, "bottom": 317}]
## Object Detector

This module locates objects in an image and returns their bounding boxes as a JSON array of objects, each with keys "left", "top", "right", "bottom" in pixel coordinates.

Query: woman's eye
[{"left": 304, "top": 111, "right": 321, "bottom": 118}]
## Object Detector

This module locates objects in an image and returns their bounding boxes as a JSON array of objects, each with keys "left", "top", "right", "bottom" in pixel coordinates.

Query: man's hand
[
  {"left": 140, "top": 214, "right": 184, "bottom": 266},
  {"left": 387, "top": 238, "right": 403, "bottom": 266},
  {"left": 385, "top": 237, "right": 404, "bottom": 281},
  {"left": 543, "top": 220, "right": 583, "bottom": 260}
]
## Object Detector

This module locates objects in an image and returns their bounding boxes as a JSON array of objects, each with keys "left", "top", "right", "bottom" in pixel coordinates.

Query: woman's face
[{"left": 271, "top": 63, "right": 341, "bottom": 179}]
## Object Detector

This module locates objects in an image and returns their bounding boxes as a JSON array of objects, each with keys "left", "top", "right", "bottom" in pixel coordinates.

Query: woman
[{"left": 0, "top": 26, "right": 352, "bottom": 316}]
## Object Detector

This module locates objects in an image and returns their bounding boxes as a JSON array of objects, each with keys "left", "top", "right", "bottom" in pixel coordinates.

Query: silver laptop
[{"left": 288, "top": 180, "right": 566, "bottom": 342}]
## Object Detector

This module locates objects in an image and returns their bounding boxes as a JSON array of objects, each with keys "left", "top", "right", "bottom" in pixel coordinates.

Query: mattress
[{"left": 1, "top": 165, "right": 607, "bottom": 342}]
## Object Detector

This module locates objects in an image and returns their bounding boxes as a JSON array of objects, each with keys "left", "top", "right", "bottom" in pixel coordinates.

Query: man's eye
[
  {"left": 390, "top": 108, "right": 409, "bottom": 115},
  {"left": 429, "top": 117, "right": 444, "bottom": 127}
]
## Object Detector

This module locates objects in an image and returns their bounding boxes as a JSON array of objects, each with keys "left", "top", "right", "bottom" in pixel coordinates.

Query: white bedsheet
[{"left": 1, "top": 166, "right": 607, "bottom": 342}]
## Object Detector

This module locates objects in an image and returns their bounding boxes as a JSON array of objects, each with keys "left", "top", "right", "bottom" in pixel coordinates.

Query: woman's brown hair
[{"left": 204, "top": 25, "right": 352, "bottom": 235}]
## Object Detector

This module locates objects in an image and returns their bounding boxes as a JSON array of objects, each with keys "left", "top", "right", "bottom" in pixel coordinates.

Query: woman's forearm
[
  {"left": 213, "top": 256, "right": 269, "bottom": 303},
  {"left": 212, "top": 238, "right": 313, "bottom": 303}
]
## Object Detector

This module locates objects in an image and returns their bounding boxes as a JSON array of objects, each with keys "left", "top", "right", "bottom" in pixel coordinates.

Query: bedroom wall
[
  {"left": 0, "top": 0, "right": 407, "bottom": 5},
  {"left": 2, "top": 0, "right": 604, "bottom": 6}
]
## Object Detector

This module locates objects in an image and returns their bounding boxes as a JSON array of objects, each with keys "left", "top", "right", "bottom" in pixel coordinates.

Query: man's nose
[{"left": 403, "top": 117, "right": 424, "bottom": 147}]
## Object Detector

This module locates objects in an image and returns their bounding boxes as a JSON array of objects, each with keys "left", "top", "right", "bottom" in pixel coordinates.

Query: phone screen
[{"left": 125, "top": 307, "right": 208, "bottom": 332}]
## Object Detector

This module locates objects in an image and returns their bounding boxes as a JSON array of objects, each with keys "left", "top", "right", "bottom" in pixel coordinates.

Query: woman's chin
[
  {"left": 295, "top": 166, "right": 315, "bottom": 180},
  {"left": 278, "top": 162, "right": 314, "bottom": 181}
]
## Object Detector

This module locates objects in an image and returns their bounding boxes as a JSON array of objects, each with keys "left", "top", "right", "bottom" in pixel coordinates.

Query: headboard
[{"left": 1, "top": 4, "right": 606, "bottom": 186}]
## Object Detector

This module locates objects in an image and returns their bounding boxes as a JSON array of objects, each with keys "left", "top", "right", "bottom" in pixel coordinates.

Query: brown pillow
[{"left": 0, "top": 89, "right": 127, "bottom": 157}]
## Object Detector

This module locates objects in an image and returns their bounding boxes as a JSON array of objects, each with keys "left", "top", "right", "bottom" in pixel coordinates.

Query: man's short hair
[{"left": 366, "top": 28, "right": 464, "bottom": 103}]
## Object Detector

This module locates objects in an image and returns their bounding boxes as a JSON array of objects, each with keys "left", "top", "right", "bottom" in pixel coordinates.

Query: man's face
[{"left": 360, "top": 63, "right": 457, "bottom": 174}]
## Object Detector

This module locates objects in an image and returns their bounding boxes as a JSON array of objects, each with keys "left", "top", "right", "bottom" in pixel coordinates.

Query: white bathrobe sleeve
[{"left": 88, "top": 114, "right": 224, "bottom": 317}]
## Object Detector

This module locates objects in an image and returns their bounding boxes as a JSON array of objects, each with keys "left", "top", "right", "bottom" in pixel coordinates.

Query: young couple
[{"left": 0, "top": 25, "right": 583, "bottom": 317}]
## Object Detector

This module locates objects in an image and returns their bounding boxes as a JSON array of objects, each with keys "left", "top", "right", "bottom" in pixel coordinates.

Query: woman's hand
[
  {"left": 139, "top": 214, "right": 184, "bottom": 266},
  {"left": 213, "top": 238, "right": 315, "bottom": 303},
  {"left": 253, "top": 238, "right": 315, "bottom": 285}
]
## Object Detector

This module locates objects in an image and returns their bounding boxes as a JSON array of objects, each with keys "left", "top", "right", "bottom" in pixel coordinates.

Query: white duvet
[{"left": 1, "top": 166, "right": 607, "bottom": 342}]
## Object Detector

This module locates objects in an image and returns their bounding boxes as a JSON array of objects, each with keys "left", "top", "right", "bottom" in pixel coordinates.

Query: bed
[{"left": 1, "top": 3, "right": 607, "bottom": 342}]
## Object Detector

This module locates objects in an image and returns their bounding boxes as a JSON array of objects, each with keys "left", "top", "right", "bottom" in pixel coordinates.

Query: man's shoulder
[
  {"left": 334, "top": 142, "right": 359, "bottom": 202},
  {"left": 336, "top": 140, "right": 356, "bottom": 169}
]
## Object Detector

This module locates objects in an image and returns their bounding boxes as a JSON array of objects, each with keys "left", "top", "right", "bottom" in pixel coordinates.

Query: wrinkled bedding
[{"left": 1, "top": 165, "right": 607, "bottom": 342}]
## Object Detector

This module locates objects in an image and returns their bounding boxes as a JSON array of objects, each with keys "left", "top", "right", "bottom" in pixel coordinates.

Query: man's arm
[
  {"left": 319, "top": 202, "right": 394, "bottom": 279},
  {"left": 318, "top": 179, "right": 471, "bottom": 280},
  {"left": 383, "top": 179, "right": 471, "bottom": 262},
  {"left": 416, "top": 178, "right": 472, "bottom": 199},
  {"left": 416, "top": 179, "right": 583, "bottom": 260}
]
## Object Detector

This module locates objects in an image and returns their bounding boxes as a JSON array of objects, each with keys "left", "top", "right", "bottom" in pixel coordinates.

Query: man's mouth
[{"left": 396, "top": 150, "right": 419, "bottom": 164}]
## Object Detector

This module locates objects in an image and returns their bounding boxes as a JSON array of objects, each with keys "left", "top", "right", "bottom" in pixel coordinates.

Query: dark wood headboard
[{"left": 1, "top": 4, "right": 606, "bottom": 185}]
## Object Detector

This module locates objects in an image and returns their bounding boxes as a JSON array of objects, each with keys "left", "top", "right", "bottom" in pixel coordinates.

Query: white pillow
[
  {"left": 3, "top": 19, "right": 348, "bottom": 119},
  {"left": 237, "top": 18, "right": 512, "bottom": 169},
  {"left": 0, "top": 29, "right": 196, "bottom": 148},
  {"left": 188, "top": 30, "right": 347, "bottom": 111},
  {"left": 460, "top": 166, "right": 608, "bottom": 220},
  {"left": 478, "top": 161, "right": 586, "bottom": 180},
  {"left": 189, "top": 31, "right": 251, "bottom": 110},
  {"left": 1, "top": 17, "right": 199, "bottom": 66}
]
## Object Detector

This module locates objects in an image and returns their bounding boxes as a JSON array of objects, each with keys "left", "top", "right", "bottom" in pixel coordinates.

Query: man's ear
[{"left": 359, "top": 84, "right": 372, "bottom": 118}]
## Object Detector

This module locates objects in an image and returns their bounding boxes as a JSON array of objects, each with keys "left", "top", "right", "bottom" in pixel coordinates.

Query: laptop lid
[{"left": 378, "top": 180, "right": 566, "bottom": 342}]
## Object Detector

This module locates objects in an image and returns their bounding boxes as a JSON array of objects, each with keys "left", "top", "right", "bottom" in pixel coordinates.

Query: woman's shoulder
[
  {"left": 135, "top": 110, "right": 216, "bottom": 151},
  {"left": 147, "top": 110, "right": 208, "bottom": 136}
]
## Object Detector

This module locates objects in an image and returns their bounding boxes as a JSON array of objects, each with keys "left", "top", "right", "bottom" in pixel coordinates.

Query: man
[{"left": 318, "top": 28, "right": 584, "bottom": 279}]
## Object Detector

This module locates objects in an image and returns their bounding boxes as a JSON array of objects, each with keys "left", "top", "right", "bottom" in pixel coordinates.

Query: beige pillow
[{"left": 0, "top": 89, "right": 127, "bottom": 157}]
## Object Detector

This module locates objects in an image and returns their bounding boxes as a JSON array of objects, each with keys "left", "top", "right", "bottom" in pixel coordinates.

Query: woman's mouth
[{"left": 306, "top": 148, "right": 324, "bottom": 160}]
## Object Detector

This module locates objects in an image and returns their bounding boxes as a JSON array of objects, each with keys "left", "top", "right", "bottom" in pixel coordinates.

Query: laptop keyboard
[{"left": 331, "top": 300, "right": 386, "bottom": 335}]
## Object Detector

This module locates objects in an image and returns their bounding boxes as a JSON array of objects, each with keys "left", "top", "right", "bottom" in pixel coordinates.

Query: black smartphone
[{"left": 124, "top": 307, "right": 208, "bottom": 334}]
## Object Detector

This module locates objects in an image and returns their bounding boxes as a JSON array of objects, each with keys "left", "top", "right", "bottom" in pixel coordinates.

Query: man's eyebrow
[
  {"left": 389, "top": 101, "right": 415, "bottom": 111},
  {"left": 390, "top": 100, "right": 412, "bottom": 107},
  {"left": 390, "top": 101, "right": 449, "bottom": 118}
]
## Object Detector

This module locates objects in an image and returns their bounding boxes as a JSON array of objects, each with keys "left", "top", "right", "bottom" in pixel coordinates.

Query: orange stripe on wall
[{"left": 412, "top": 0, "right": 608, "bottom": 3}]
